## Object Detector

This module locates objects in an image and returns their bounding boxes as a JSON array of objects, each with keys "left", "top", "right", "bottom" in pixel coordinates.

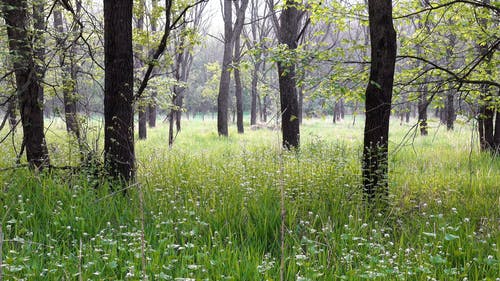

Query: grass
[{"left": 0, "top": 115, "right": 499, "bottom": 280}]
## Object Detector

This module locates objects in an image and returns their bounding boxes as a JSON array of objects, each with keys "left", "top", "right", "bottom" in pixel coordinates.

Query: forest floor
[{"left": 0, "top": 116, "right": 499, "bottom": 280}]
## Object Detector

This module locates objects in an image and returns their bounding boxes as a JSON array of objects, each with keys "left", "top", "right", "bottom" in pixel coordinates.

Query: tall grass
[{"left": 0, "top": 116, "right": 498, "bottom": 280}]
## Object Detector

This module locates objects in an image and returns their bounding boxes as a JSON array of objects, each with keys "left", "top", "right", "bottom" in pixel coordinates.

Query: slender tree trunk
[
  {"left": 250, "top": 62, "right": 259, "bottom": 125},
  {"left": 217, "top": 0, "right": 248, "bottom": 136},
  {"left": 3, "top": 0, "right": 50, "bottom": 169},
  {"left": 54, "top": 7, "right": 80, "bottom": 138},
  {"left": 362, "top": 0, "right": 397, "bottom": 202},
  {"left": 405, "top": 101, "right": 411, "bottom": 123},
  {"left": 234, "top": 36, "right": 244, "bottom": 133},
  {"left": 104, "top": 0, "right": 135, "bottom": 183},
  {"left": 148, "top": 0, "right": 159, "bottom": 128},
  {"left": 418, "top": 85, "right": 429, "bottom": 136},
  {"left": 332, "top": 101, "right": 338, "bottom": 124},
  {"left": 445, "top": 92, "right": 455, "bottom": 130},
  {"left": 277, "top": 0, "right": 301, "bottom": 149}
]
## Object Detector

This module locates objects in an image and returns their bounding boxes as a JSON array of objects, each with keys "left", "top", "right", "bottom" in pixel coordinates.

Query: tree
[
  {"left": 217, "top": 0, "right": 249, "bottom": 136},
  {"left": 2, "top": 0, "right": 50, "bottom": 169},
  {"left": 104, "top": 0, "right": 135, "bottom": 182},
  {"left": 53, "top": 2, "right": 81, "bottom": 139},
  {"left": 276, "top": 0, "right": 303, "bottom": 148},
  {"left": 362, "top": 0, "right": 397, "bottom": 202}
]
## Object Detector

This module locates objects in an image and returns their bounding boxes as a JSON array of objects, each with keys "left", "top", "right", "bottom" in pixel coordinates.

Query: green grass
[{"left": 0, "top": 116, "right": 499, "bottom": 280}]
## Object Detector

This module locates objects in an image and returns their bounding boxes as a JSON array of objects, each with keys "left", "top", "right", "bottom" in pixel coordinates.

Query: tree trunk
[
  {"left": 217, "top": 0, "right": 248, "bottom": 136},
  {"left": 362, "top": 0, "right": 397, "bottom": 202},
  {"left": 3, "top": 0, "right": 50, "bottom": 169},
  {"left": 234, "top": 36, "right": 244, "bottom": 134},
  {"left": 148, "top": 0, "right": 159, "bottom": 128},
  {"left": 445, "top": 92, "right": 455, "bottom": 130},
  {"left": 418, "top": 85, "right": 429, "bottom": 136},
  {"left": 277, "top": 0, "right": 301, "bottom": 149},
  {"left": 104, "top": 0, "right": 135, "bottom": 183},
  {"left": 250, "top": 62, "right": 259, "bottom": 125},
  {"left": 53, "top": 7, "right": 80, "bottom": 138},
  {"left": 217, "top": 0, "right": 234, "bottom": 136}
]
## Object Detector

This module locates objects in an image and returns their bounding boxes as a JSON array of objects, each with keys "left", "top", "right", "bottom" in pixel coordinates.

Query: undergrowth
[{"left": 0, "top": 117, "right": 498, "bottom": 280}]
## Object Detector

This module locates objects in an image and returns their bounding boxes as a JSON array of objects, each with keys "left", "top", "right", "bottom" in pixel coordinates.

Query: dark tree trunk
[
  {"left": 175, "top": 96, "right": 183, "bottom": 133},
  {"left": 168, "top": 111, "right": 174, "bottom": 147},
  {"left": 234, "top": 36, "right": 244, "bottom": 134},
  {"left": 362, "top": 0, "right": 397, "bottom": 202},
  {"left": 217, "top": 0, "right": 233, "bottom": 136},
  {"left": 148, "top": 95, "right": 157, "bottom": 127},
  {"left": 332, "top": 101, "right": 338, "bottom": 124},
  {"left": 104, "top": 0, "right": 135, "bottom": 182},
  {"left": 217, "top": 0, "right": 248, "bottom": 136},
  {"left": 138, "top": 106, "right": 147, "bottom": 139},
  {"left": 479, "top": 104, "right": 494, "bottom": 150},
  {"left": 277, "top": 0, "right": 301, "bottom": 149},
  {"left": 3, "top": 0, "right": 50, "bottom": 169},
  {"left": 418, "top": 85, "right": 429, "bottom": 136},
  {"left": 445, "top": 92, "right": 455, "bottom": 130}
]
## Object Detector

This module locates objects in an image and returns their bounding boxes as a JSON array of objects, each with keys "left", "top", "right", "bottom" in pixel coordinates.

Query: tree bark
[
  {"left": 234, "top": 36, "right": 244, "bottom": 134},
  {"left": 277, "top": 0, "right": 301, "bottom": 149},
  {"left": 217, "top": 0, "right": 234, "bottom": 136},
  {"left": 250, "top": 62, "right": 259, "bottom": 125},
  {"left": 217, "top": 0, "right": 248, "bottom": 136},
  {"left": 104, "top": 0, "right": 135, "bottom": 183},
  {"left": 418, "top": 86, "right": 429, "bottom": 136},
  {"left": 445, "top": 92, "right": 455, "bottom": 130},
  {"left": 3, "top": 0, "right": 50, "bottom": 169},
  {"left": 362, "top": 0, "right": 397, "bottom": 202}
]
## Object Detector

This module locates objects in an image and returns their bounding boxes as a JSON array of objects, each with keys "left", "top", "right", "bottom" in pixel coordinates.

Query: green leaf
[{"left": 444, "top": 233, "right": 459, "bottom": 241}]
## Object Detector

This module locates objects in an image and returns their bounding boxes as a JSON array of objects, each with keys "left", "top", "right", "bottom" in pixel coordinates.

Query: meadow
[{"left": 0, "top": 116, "right": 499, "bottom": 280}]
